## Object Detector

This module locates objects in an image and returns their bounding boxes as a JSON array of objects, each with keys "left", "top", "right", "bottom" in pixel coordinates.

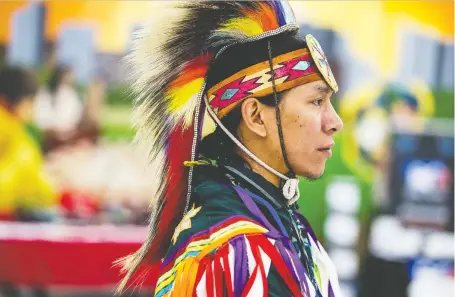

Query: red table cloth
[{"left": 0, "top": 222, "right": 158, "bottom": 289}]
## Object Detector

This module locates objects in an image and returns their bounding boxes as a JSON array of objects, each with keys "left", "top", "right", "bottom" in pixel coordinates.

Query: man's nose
[{"left": 324, "top": 104, "right": 343, "bottom": 134}]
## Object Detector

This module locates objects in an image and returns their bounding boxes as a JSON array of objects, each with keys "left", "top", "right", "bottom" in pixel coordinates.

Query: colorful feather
[{"left": 118, "top": 1, "right": 298, "bottom": 291}]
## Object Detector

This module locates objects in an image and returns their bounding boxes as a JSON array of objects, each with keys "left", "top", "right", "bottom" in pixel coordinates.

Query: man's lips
[
  {"left": 317, "top": 143, "right": 335, "bottom": 151},
  {"left": 317, "top": 143, "right": 334, "bottom": 157}
]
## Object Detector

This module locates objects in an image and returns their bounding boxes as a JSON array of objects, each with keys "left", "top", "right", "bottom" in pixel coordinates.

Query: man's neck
[{"left": 238, "top": 150, "right": 284, "bottom": 188}]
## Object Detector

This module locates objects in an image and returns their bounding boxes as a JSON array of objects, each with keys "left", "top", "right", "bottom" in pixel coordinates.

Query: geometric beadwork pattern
[{"left": 207, "top": 48, "right": 324, "bottom": 118}]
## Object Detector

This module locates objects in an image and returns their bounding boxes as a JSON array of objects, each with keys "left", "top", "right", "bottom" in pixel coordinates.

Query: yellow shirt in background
[{"left": 0, "top": 106, "right": 57, "bottom": 216}]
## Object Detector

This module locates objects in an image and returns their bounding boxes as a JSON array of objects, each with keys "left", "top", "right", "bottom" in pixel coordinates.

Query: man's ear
[{"left": 240, "top": 97, "right": 267, "bottom": 138}]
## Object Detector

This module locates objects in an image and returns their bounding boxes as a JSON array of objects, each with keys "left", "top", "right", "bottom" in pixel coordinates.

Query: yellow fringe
[{"left": 183, "top": 160, "right": 211, "bottom": 167}]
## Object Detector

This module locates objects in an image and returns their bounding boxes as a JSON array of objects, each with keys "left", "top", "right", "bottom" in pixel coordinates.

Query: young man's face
[{"left": 264, "top": 80, "right": 343, "bottom": 179}]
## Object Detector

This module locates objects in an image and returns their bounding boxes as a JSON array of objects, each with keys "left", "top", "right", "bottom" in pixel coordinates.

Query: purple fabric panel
[
  {"left": 293, "top": 211, "right": 319, "bottom": 248},
  {"left": 234, "top": 185, "right": 289, "bottom": 237},
  {"left": 275, "top": 241, "right": 299, "bottom": 285},
  {"left": 276, "top": 241, "right": 313, "bottom": 296},
  {"left": 232, "top": 236, "right": 248, "bottom": 297},
  {"left": 231, "top": 185, "right": 280, "bottom": 238},
  {"left": 287, "top": 244, "right": 314, "bottom": 295},
  {"left": 232, "top": 185, "right": 297, "bottom": 254},
  {"left": 329, "top": 281, "right": 335, "bottom": 297}
]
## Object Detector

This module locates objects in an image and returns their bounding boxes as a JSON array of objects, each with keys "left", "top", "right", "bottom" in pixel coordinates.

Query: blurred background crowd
[{"left": 0, "top": 1, "right": 453, "bottom": 297}]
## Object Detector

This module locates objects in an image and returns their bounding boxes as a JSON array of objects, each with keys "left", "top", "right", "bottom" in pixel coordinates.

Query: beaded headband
[{"left": 207, "top": 34, "right": 338, "bottom": 119}]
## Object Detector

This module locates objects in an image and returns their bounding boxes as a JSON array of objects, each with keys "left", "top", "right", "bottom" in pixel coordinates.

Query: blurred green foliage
[
  {"left": 433, "top": 89, "right": 454, "bottom": 119},
  {"left": 105, "top": 85, "right": 133, "bottom": 106}
]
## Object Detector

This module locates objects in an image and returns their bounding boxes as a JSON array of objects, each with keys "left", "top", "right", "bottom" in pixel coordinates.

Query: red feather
[
  {"left": 169, "top": 54, "right": 213, "bottom": 89},
  {"left": 147, "top": 121, "right": 195, "bottom": 262},
  {"left": 145, "top": 55, "right": 212, "bottom": 263}
]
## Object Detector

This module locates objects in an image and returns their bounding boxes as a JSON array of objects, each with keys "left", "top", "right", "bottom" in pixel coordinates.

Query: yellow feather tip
[
  {"left": 219, "top": 18, "right": 264, "bottom": 37},
  {"left": 166, "top": 78, "right": 205, "bottom": 112}
]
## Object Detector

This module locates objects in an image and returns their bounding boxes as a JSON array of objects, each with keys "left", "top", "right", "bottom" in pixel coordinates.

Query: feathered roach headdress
[{"left": 119, "top": 0, "right": 337, "bottom": 288}]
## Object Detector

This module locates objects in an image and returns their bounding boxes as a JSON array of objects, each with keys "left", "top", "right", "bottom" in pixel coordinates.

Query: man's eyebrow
[{"left": 313, "top": 83, "right": 332, "bottom": 95}]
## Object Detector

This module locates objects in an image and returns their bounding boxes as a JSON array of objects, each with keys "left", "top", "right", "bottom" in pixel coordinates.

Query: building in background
[
  {"left": 56, "top": 24, "right": 95, "bottom": 84},
  {"left": 6, "top": 2, "right": 45, "bottom": 67},
  {"left": 398, "top": 30, "right": 454, "bottom": 90}
]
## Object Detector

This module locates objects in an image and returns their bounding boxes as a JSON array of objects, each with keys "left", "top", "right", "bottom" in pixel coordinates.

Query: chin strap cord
[{"left": 268, "top": 39, "right": 300, "bottom": 205}]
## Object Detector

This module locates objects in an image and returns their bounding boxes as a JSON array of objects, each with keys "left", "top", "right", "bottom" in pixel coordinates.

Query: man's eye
[{"left": 312, "top": 98, "right": 323, "bottom": 106}]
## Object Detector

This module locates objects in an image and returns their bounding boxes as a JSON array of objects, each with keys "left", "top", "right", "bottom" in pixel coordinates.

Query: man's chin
[
  {"left": 298, "top": 168, "right": 325, "bottom": 181},
  {"left": 304, "top": 173, "right": 323, "bottom": 181}
]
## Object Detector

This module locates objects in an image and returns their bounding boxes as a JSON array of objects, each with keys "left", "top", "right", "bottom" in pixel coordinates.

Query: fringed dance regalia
[
  {"left": 120, "top": 1, "right": 343, "bottom": 296},
  {"left": 154, "top": 163, "right": 343, "bottom": 297}
]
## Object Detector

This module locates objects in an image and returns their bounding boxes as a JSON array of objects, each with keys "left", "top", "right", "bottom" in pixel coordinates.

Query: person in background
[
  {"left": 0, "top": 66, "right": 58, "bottom": 221},
  {"left": 77, "top": 77, "right": 106, "bottom": 144},
  {"left": 35, "top": 65, "right": 84, "bottom": 152}
]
